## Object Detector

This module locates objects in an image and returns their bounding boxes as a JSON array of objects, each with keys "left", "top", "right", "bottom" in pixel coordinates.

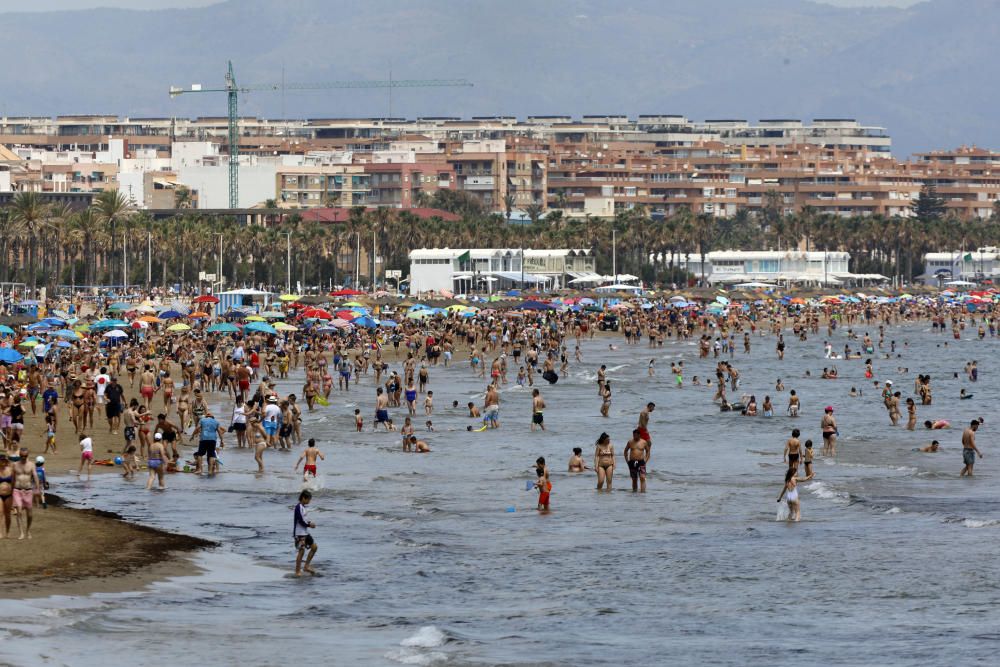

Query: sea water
[{"left": 2, "top": 323, "right": 999, "bottom": 666}]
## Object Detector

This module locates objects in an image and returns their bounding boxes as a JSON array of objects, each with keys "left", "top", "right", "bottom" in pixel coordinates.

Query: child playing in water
[
  {"left": 535, "top": 467, "right": 551, "bottom": 512},
  {"left": 354, "top": 408, "right": 363, "bottom": 432}
]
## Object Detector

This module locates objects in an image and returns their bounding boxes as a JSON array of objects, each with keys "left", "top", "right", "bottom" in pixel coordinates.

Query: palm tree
[
  {"left": 92, "top": 189, "right": 132, "bottom": 289},
  {"left": 503, "top": 193, "right": 516, "bottom": 224},
  {"left": 10, "top": 191, "right": 48, "bottom": 294}
]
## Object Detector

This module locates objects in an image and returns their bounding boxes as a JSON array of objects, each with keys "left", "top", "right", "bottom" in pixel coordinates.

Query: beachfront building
[
  {"left": 407, "top": 248, "right": 595, "bottom": 295},
  {"left": 659, "top": 250, "right": 859, "bottom": 285},
  {"left": 921, "top": 248, "right": 1000, "bottom": 283}
]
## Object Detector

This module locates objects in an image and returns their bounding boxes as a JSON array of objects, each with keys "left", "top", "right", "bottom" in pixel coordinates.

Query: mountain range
[{"left": 0, "top": 0, "right": 995, "bottom": 156}]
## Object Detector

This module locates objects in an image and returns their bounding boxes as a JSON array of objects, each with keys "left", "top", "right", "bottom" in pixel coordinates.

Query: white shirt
[
  {"left": 263, "top": 403, "right": 281, "bottom": 423},
  {"left": 94, "top": 374, "right": 111, "bottom": 396},
  {"left": 80, "top": 437, "right": 93, "bottom": 453},
  {"left": 233, "top": 405, "right": 247, "bottom": 425}
]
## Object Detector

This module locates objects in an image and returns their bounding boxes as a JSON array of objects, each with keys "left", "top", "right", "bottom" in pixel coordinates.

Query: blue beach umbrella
[
  {"left": 0, "top": 325, "right": 14, "bottom": 336},
  {"left": 244, "top": 322, "right": 277, "bottom": 335},
  {"left": 378, "top": 319, "right": 398, "bottom": 328},
  {"left": 158, "top": 310, "right": 184, "bottom": 320},
  {"left": 206, "top": 322, "right": 241, "bottom": 334},
  {"left": 353, "top": 316, "right": 378, "bottom": 328},
  {"left": 0, "top": 348, "right": 24, "bottom": 363}
]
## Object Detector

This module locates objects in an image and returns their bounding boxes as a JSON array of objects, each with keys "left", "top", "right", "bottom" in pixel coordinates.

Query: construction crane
[{"left": 169, "top": 61, "right": 473, "bottom": 208}]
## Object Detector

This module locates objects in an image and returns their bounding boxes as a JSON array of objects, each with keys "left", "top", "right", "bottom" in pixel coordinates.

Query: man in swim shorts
[
  {"left": 623, "top": 429, "right": 650, "bottom": 493},
  {"left": 295, "top": 438, "right": 325, "bottom": 482},
  {"left": 961, "top": 419, "right": 983, "bottom": 477},
  {"left": 12, "top": 447, "right": 39, "bottom": 539}
]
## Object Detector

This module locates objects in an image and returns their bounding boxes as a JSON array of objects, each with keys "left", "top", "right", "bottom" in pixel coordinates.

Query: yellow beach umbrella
[
  {"left": 274, "top": 322, "right": 298, "bottom": 331},
  {"left": 279, "top": 294, "right": 301, "bottom": 302},
  {"left": 245, "top": 315, "right": 265, "bottom": 322},
  {"left": 167, "top": 323, "right": 191, "bottom": 332}
]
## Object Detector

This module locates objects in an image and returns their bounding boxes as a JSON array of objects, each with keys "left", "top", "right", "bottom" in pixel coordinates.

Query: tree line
[{"left": 0, "top": 184, "right": 996, "bottom": 293}]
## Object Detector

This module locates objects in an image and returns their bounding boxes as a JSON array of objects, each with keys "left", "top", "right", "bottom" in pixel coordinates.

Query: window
[{"left": 759, "top": 260, "right": 779, "bottom": 273}]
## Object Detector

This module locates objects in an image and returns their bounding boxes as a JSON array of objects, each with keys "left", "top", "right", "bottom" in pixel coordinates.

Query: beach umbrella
[
  {"left": 330, "top": 288, "right": 364, "bottom": 297},
  {"left": 103, "top": 329, "right": 129, "bottom": 338},
  {"left": 90, "top": 319, "right": 129, "bottom": 329},
  {"left": 0, "top": 325, "right": 14, "bottom": 336},
  {"left": 135, "top": 304, "right": 157, "bottom": 314},
  {"left": 17, "top": 340, "right": 39, "bottom": 348},
  {"left": 715, "top": 295, "right": 730, "bottom": 305},
  {"left": 41, "top": 317, "right": 67, "bottom": 326},
  {"left": 55, "top": 341, "right": 72, "bottom": 348},
  {"left": 166, "top": 323, "right": 191, "bottom": 332},
  {"left": 379, "top": 319, "right": 398, "bottom": 327},
  {"left": 341, "top": 301, "right": 365, "bottom": 307},
  {"left": 335, "top": 310, "right": 358, "bottom": 320},
  {"left": 0, "top": 348, "right": 24, "bottom": 363},
  {"left": 25, "top": 322, "right": 51, "bottom": 331},
  {"left": 406, "top": 310, "right": 430, "bottom": 320},
  {"left": 223, "top": 310, "right": 247, "bottom": 319},
  {"left": 192, "top": 295, "right": 220, "bottom": 304},
  {"left": 52, "top": 329, "right": 80, "bottom": 339},
  {"left": 328, "top": 319, "right": 353, "bottom": 329},
  {"left": 131, "top": 321, "right": 148, "bottom": 329},
  {"left": 274, "top": 322, "right": 298, "bottom": 331},
  {"left": 107, "top": 302, "right": 132, "bottom": 312},
  {"left": 279, "top": 294, "right": 301, "bottom": 302},
  {"left": 259, "top": 311, "right": 286, "bottom": 319},
  {"left": 302, "top": 308, "right": 334, "bottom": 320},
  {"left": 245, "top": 321, "right": 277, "bottom": 335},
  {"left": 207, "top": 322, "right": 241, "bottom": 334},
  {"left": 353, "top": 315, "right": 378, "bottom": 328},
  {"left": 446, "top": 304, "right": 467, "bottom": 312},
  {"left": 139, "top": 315, "right": 163, "bottom": 324},
  {"left": 158, "top": 310, "right": 184, "bottom": 320},
  {"left": 189, "top": 311, "right": 211, "bottom": 319},
  {"left": 244, "top": 315, "right": 266, "bottom": 322}
]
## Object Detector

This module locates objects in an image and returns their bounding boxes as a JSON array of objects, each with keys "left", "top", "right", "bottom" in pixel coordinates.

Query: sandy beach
[{"left": 1, "top": 494, "right": 212, "bottom": 599}]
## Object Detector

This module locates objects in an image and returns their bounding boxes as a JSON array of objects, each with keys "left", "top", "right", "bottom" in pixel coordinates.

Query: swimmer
[
  {"left": 568, "top": 447, "right": 587, "bottom": 472},
  {"left": 918, "top": 440, "right": 940, "bottom": 453},
  {"left": 923, "top": 419, "right": 950, "bottom": 430}
]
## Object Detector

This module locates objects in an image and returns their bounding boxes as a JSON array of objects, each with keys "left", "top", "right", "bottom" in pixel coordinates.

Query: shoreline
[{"left": 1, "top": 494, "right": 215, "bottom": 599}]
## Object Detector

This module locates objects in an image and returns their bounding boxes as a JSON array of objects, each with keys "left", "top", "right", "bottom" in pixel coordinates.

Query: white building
[
  {"left": 407, "top": 248, "right": 596, "bottom": 295},
  {"left": 922, "top": 248, "right": 1000, "bottom": 283},
  {"left": 652, "top": 250, "right": 864, "bottom": 285}
]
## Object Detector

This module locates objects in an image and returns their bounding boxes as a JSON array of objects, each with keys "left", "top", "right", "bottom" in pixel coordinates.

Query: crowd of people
[{"left": 0, "top": 290, "right": 991, "bottom": 568}]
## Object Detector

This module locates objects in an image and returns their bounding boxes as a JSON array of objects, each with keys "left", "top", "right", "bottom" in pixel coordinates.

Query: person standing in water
[
  {"left": 293, "top": 490, "right": 318, "bottom": 576},
  {"left": 593, "top": 432, "right": 615, "bottom": 491},
  {"left": 530, "top": 389, "right": 546, "bottom": 432},
  {"left": 821, "top": 406, "right": 838, "bottom": 456},
  {"left": 960, "top": 420, "right": 983, "bottom": 477},
  {"left": 784, "top": 429, "right": 802, "bottom": 472},
  {"left": 777, "top": 468, "right": 800, "bottom": 522},
  {"left": 623, "top": 429, "right": 650, "bottom": 493}
]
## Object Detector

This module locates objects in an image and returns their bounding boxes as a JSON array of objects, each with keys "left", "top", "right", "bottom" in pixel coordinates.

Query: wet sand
[{"left": 0, "top": 495, "right": 213, "bottom": 599}]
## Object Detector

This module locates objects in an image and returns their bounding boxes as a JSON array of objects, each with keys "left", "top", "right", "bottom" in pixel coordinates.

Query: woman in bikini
[
  {"left": 176, "top": 386, "right": 192, "bottom": 431},
  {"left": 82, "top": 382, "right": 96, "bottom": 431},
  {"left": 594, "top": 432, "right": 615, "bottom": 491},
  {"left": 70, "top": 380, "right": 86, "bottom": 434}
]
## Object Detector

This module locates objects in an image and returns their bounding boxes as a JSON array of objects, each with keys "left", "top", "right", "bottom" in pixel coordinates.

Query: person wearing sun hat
[{"left": 821, "top": 405, "right": 838, "bottom": 456}]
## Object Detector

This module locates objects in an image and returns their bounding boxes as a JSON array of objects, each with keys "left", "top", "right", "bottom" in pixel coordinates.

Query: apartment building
[{"left": 275, "top": 160, "right": 456, "bottom": 209}]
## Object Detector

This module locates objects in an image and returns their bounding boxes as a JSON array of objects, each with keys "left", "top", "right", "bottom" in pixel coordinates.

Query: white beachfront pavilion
[{"left": 407, "top": 248, "right": 596, "bottom": 295}]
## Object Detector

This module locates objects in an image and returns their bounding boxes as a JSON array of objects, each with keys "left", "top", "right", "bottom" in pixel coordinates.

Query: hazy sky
[{"left": 0, "top": 0, "right": 923, "bottom": 12}]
